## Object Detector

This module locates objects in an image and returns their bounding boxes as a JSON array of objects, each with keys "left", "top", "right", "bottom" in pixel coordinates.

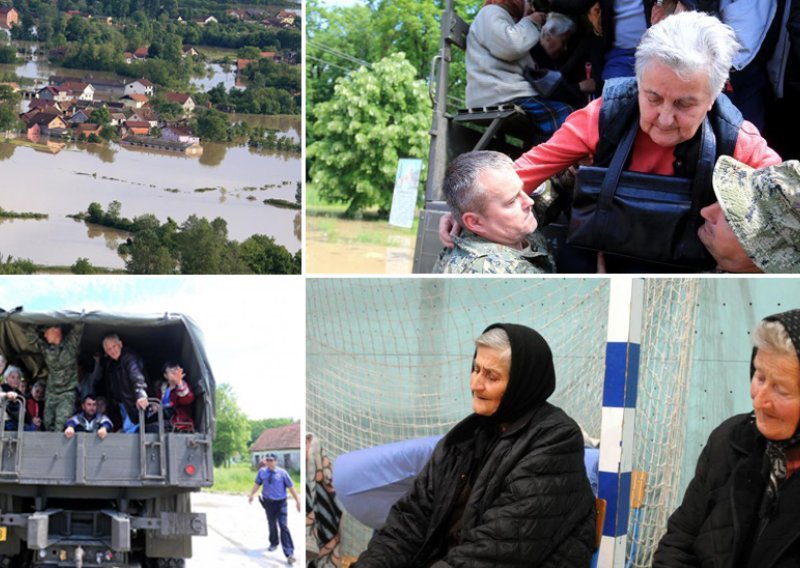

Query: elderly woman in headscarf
[
  {"left": 653, "top": 309, "right": 800, "bottom": 566},
  {"left": 353, "top": 324, "right": 596, "bottom": 567},
  {"left": 443, "top": 11, "right": 781, "bottom": 273}
]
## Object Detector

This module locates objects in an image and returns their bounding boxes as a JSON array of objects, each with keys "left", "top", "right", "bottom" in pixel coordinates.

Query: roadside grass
[
  {"left": 209, "top": 462, "right": 300, "bottom": 495},
  {"left": 307, "top": 188, "right": 420, "bottom": 249}
]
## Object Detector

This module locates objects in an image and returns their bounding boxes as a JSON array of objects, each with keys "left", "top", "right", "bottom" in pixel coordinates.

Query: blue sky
[{"left": 0, "top": 277, "right": 304, "bottom": 420}]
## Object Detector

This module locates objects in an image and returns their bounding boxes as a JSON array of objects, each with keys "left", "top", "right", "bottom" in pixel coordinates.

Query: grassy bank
[{"left": 209, "top": 462, "right": 300, "bottom": 495}]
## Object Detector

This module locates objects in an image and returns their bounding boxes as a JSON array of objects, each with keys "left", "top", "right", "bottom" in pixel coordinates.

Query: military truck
[{"left": 0, "top": 309, "right": 214, "bottom": 568}]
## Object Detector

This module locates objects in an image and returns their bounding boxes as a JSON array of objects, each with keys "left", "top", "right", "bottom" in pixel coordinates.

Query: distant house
[
  {"left": 37, "top": 86, "right": 70, "bottom": 103},
  {"left": 124, "top": 78, "right": 154, "bottom": 97},
  {"left": 182, "top": 46, "right": 200, "bottom": 58},
  {"left": 162, "top": 125, "right": 200, "bottom": 145},
  {"left": 120, "top": 94, "right": 149, "bottom": 109},
  {"left": 163, "top": 92, "right": 195, "bottom": 114},
  {"left": 249, "top": 422, "right": 301, "bottom": 471},
  {"left": 110, "top": 112, "right": 127, "bottom": 126},
  {"left": 129, "top": 109, "right": 158, "bottom": 128},
  {"left": 0, "top": 82, "right": 19, "bottom": 92},
  {"left": 68, "top": 108, "right": 93, "bottom": 125},
  {"left": 133, "top": 47, "right": 149, "bottom": 60},
  {"left": 62, "top": 82, "right": 94, "bottom": 101},
  {"left": 124, "top": 120, "right": 150, "bottom": 136},
  {"left": 75, "top": 123, "right": 102, "bottom": 138},
  {"left": 25, "top": 112, "right": 68, "bottom": 135},
  {"left": 193, "top": 16, "right": 217, "bottom": 26},
  {"left": 277, "top": 10, "right": 296, "bottom": 26},
  {"left": 0, "top": 7, "right": 19, "bottom": 30},
  {"left": 123, "top": 52, "right": 134, "bottom": 64}
]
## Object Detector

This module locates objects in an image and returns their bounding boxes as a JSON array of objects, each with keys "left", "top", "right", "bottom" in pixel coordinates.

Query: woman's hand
[
  {"left": 438, "top": 213, "right": 461, "bottom": 248},
  {"left": 529, "top": 11, "right": 547, "bottom": 26}
]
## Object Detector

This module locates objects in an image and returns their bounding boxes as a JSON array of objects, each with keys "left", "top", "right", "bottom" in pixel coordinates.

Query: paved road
[{"left": 188, "top": 492, "right": 304, "bottom": 567}]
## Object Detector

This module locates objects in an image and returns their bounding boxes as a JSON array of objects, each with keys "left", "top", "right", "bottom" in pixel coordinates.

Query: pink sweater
[{"left": 513, "top": 98, "right": 782, "bottom": 194}]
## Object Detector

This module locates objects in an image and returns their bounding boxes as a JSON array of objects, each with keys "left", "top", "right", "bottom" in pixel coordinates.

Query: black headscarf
[
  {"left": 751, "top": 309, "right": 800, "bottom": 522},
  {"left": 479, "top": 323, "right": 556, "bottom": 425}
]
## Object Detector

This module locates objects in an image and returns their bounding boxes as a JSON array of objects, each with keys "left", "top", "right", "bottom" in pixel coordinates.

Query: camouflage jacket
[
  {"left": 25, "top": 323, "right": 83, "bottom": 395},
  {"left": 433, "top": 231, "right": 554, "bottom": 274}
]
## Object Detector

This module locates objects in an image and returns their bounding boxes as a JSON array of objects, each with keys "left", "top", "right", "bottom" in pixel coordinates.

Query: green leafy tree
[
  {"left": 71, "top": 258, "right": 96, "bottom": 274},
  {"left": 0, "top": 254, "right": 36, "bottom": 274},
  {"left": 0, "top": 46, "right": 16, "bottom": 64},
  {"left": 193, "top": 108, "right": 230, "bottom": 142},
  {"left": 91, "top": 105, "right": 111, "bottom": 126},
  {"left": 239, "top": 234, "right": 298, "bottom": 274},
  {"left": 213, "top": 384, "right": 250, "bottom": 467},
  {"left": 123, "top": 228, "right": 177, "bottom": 274},
  {"left": 307, "top": 52, "right": 429, "bottom": 216}
]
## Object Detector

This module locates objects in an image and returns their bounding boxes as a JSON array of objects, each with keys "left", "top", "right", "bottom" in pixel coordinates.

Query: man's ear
[{"left": 462, "top": 211, "right": 482, "bottom": 233}]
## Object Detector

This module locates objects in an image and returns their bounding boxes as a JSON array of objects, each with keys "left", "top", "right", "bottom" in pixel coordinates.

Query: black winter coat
[
  {"left": 654, "top": 413, "right": 800, "bottom": 568},
  {"left": 104, "top": 348, "right": 149, "bottom": 421},
  {"left": 354, "top": 402, "right": 596, "bottom": 568}
]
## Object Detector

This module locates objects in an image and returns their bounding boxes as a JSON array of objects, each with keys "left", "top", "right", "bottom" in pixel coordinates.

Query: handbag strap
[
  {"left": 691, "top": 116, "right": 716, "bottom": 220},
  {"left": 592, "top": 118, "right": 639, "bottom": 246}
]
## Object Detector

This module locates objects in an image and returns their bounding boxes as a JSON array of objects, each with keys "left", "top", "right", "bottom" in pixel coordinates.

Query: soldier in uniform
[
  {"left": 698, "top": 157, "right": 800, "bottom": 273},
  {"left": 25, "top": 323, "right": 83, "bottom": 431},
  {"left": 433, "top": 151, "right": 554, "bottom": 274}
]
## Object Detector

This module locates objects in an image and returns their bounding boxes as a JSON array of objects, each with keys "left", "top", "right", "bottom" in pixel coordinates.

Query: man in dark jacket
[
  {"left": 354, "top": 323, "right": 596, "bottom": 567},
  {"left": 653, "top": 308, "right": 800, "bottom": 567},
  {"left": 101, "top": 333, "right": 148, "bottom": 433}
]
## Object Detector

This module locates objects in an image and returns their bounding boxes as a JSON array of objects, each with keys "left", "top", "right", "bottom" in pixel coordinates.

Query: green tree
[
  {"left": 91, "top": 105, "right": 111, "bottom": 126},
  {"left": 237, "top": 45, "right": 262, "bottom": 59},
  {"left": 307, "top": 53, "right": 429, "bottom": 216},
  {"left": 0, "top": 46, "right": 16, "bottom": 64},
  {"left": 193, "top": 108, "right": 229, "bottom": 142},
  {"left": 213, "top": 384, "right": 250, "bottom": 467},
  {"left": 239, "top": 234, "right": 297, "bottom": 274},
  {"left": 123, "top": 228, "right": 177, "bottom": 274},
  {"left": 71, "top": 258, "right": 96, "bottom": 274}
]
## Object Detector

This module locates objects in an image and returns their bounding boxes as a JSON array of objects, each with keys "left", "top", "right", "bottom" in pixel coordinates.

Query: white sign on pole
[{"left": 388, "top": 158, "right": 423, "bottom": 228}]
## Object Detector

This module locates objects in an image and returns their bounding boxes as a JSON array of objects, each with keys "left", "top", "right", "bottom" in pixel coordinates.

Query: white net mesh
[{"left": 306, "top": 278, "right": 699, "bottom": 560}]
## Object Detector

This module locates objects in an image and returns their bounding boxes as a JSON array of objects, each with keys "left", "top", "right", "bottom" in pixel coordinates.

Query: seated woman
[
  {"left": 466, "top": 0, "right": 574, "bottom": 136},
  {"left": 353, "top": 324, "right": 596, "bottom": 567},
  {"left": 653, "top": 309, "right": 800, "bottom": 566},
  {"left": 2, "top": 366, "right": 30, "bottom": 431}
]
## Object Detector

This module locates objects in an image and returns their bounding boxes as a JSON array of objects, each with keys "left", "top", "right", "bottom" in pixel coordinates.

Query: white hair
[
  {"left": 475, "top": 327, "right": 512, "bottom": 367},
  {"left": 3, "top": 365, "right": 23, "bottom": 381},
  {"left": 543, "top": 13, "right": 576, "bottom": 38},
  {"left": 635, "top": 11, "right": 740, "bottom": 97},
  {"left": 753, "top": 320, "right": 797, "bottom": 362}
]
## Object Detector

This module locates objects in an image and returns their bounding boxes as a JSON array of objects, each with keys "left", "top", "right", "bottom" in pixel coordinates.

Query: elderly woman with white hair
[
  {"left": 654, "top": 309, "right": 800, "bottom": 566},
  {"left": 2, "top": 365, "right": 27, "bottom": 431},
  {"left": 443, "top": 11, "right": 782, "bottom": 273}
]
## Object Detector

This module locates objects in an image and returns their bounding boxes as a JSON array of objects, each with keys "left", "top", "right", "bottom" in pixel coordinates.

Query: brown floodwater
[{"left": 0, "top": 46, "right": 301, "bottom": 269}]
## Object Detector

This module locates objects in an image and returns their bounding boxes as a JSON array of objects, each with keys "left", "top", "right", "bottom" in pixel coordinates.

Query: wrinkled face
[
  {"left": 467, "top": 168, "right": 537, "bottom": 247},
  {"left": 541, "top": 30, "right": 571, "bottom": 59},
  {"left": 638, "top": 62, "right": 715, "bottom": 147},
  {"left": 103, "top": 338, "right": 123, "bottom": 361},
  {"left": 697, "top": 202, "right": 760, "bottom": 272},
  {"left": 470, "top": 345, "right": 511, "bottom": 416},
  {"left": 5, "top": 371, "right": 20, "bottom": 389},
  {"left": 751, "top": 349, "right": 800, "bottom": 441},
  {"left": 44, "top": 327, "right": 62, "bottom": 345},
  {"left": 82, "top": 397, "right": 97, "bottom": 418}
]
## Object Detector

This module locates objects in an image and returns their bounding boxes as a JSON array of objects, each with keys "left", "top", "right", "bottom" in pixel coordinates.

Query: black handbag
[{"left": 566, "top": 117, "right": 717, "bottom": 270}]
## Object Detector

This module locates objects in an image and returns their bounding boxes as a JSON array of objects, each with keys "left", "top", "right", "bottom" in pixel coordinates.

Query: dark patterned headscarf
[{"left": 754, "top": 309, "right": 800, "bottom": 520}]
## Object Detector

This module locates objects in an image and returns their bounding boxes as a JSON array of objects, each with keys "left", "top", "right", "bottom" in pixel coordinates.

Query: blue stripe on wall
[
  {"left": 602, "top": 342, "right": 640, "bottom": 408},
  {"left": 599, "top": 470, "right": 632, "bottom": 537}
]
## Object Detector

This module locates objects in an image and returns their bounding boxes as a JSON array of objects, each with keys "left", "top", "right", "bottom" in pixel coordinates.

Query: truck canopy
[{"left": 0, "top": 308, "right": 215, "bottom": 436}]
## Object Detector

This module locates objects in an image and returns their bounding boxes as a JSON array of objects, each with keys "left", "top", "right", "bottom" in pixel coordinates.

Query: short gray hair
[
  {"left": 3, "top": 366, "right": 22, "bottom": 381},
  {"left": 443, "top": 151, "right": 514, "bottom": 224},
  {"left": 475, "top": 327, "right": 512, "bottom": 368},
  {"left": 753, "top": 320, "right": 798, "bottom": 362},
  {"left": 635, "top": 11, "right": 739, "bottom": 97},
  {"left": 543, "top": 13, "right": 576, "bottom": 38}
]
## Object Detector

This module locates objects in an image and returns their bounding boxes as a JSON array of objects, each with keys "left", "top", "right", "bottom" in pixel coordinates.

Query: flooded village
[{"left": 0, "top": 2, "right": 301, "bottom": 273}]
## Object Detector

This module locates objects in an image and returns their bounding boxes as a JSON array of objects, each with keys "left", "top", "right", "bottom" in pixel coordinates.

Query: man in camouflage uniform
[
  {"left": 698, "top": 156, "right": 800, "bottom": 273},
  {"left": 433, "top": 151, "right": 554, "bottom": 274},
  {"left": 25, "top": 323, "right": 83, "bottom": 431}
]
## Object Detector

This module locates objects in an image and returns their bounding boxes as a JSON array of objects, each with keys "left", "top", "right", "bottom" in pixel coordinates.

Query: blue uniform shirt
[{"left": 255, "top": 466, "right": 293, "bottom": 501}]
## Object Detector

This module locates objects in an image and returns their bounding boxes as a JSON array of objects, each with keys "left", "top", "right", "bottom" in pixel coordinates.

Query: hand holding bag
[{"left": 566, "top": 117, "right": 716, "bottom": 270}]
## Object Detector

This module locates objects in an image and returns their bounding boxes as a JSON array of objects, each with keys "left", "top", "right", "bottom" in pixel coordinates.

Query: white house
[{"left": 124, "top": 78, "right": 154, "bottom": 97}]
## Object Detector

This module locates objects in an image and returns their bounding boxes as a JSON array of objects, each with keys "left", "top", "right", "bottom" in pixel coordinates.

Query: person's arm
[
  {"left": 652, "top": 430, "right": 716, "bottom": 566},
  {"left": 124, "top": 355, "right": 149, "bottom": 410},
  {"left": 288, "top": 484, "right": 301, "bottom": 512},
  {"left": 513, "top": 98, "right": 601, "bottom": 193},
  {"left": 440, "top": 422, "right": 595, "bottom": 567},
  {"left": 353, "top": 447, "right": 440, "bottom": 568},
  {"left": 472, "top": 5, "right": 542, "bottom": 62},
  {"left": 173, "top": 381, "right": 194, "bottom": 406},
  {"left": 732, "top": 121, "right": 783, "bottom": 167},
  {"left": 248, "top": 474, "right": 262, "bottom": 504},
  {"left": 65, "top": 322, "right": 84, "bottom": 354}
]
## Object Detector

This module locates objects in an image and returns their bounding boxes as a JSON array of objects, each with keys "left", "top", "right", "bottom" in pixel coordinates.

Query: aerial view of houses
[{"left": 0, "top": 1, "right": 301, "bottom": 275}]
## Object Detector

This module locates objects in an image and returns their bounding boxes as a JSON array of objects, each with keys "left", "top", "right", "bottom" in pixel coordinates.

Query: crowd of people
[
  {"left": 0, "top": 325, "right": 196, "bottom": 437},
  {"left": 433, "top": 1, "right": 798, "bottom": 274}
]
